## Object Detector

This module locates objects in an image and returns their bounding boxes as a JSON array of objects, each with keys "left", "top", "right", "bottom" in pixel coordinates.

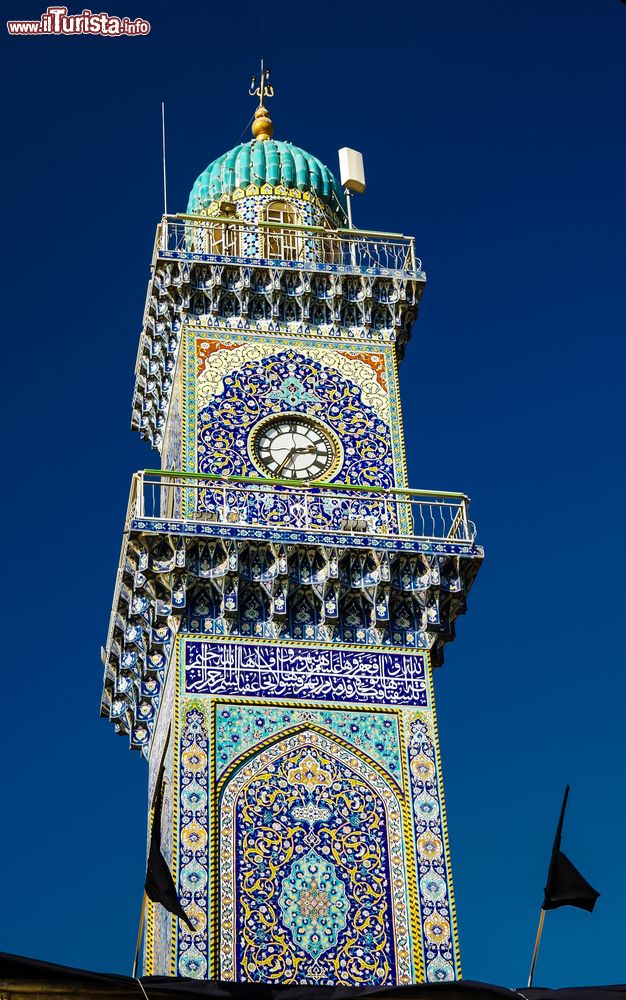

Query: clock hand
[
  {"left": 276, "top": 448, "right": 297, "bottom": 476},
  {"left": 282, "top": 445, "right": 317, "bottom": 471},
  {"left": 275, "top": 445, "right": 317, "bottom": 476}
]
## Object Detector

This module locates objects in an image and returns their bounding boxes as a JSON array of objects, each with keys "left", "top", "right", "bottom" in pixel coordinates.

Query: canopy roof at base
[{"left": 1, "top": 952, "right": 625, "bottom": 1000}]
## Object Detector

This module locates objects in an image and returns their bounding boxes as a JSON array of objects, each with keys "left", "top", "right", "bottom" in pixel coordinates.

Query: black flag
[
  {"left": 542, "top": 785, "right": 600, "bottom": 912},
  {"left": 145, "top": 771, "right": 194, "bottom": 932}
]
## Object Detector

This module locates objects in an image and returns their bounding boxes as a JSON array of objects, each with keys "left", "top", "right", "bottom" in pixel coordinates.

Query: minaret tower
[{"left": 102, "top": 76, "right": 483, "bottom": 985}]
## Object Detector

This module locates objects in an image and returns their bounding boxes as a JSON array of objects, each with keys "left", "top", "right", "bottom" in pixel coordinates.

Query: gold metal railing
[
  {"left": 129, "top": 470, "right": 475, "bottom": 543},
  {"left": 156, "top": 215, "right": 421, "bottom": 275}
]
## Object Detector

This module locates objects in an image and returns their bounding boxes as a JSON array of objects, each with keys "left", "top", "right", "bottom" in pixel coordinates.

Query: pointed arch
[
  {"left": 388, "top": 593, "right": 423, "bottom": 647},
  {"left": 339, "top": 591, "right": 375, "bottom": 643},
  {"left": 287, "top": 590, "right": 322, "bottom": 640},
  {"left": 217, "top": 727, "right": 415, "bottom": 985},
  {"left": 263, "top": 200, "right": 300, "bottom": 260},
  {"left": 217, "top": 721, "right": 404, "bottom": 799},
  {"left": 186, "top": 582, "right": 223, "bottom": 633},
  {"left": 238, "top": 582, "right": 273, "bottom": 637}
]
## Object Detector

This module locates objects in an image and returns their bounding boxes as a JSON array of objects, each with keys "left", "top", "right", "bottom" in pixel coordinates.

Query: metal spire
[{"left": 249, "top": 57, "right": 275, "bottom": 141}]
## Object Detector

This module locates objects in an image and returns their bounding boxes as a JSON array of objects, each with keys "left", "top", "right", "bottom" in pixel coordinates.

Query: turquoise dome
[{"left": 187, "top": 139, "right": 347, "bottom": 217}]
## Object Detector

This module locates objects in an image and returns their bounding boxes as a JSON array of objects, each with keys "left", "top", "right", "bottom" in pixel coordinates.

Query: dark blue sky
[{"left": 1, "top": 0, "right": 625, "bottom": 988}]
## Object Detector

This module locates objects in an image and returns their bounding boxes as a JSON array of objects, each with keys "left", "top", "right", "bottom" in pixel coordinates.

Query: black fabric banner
[
  {"left": 542, "top": 786, "right": 599, "bottom": 912},
  {"left": 543, "top": 848, "right": 600, "bottom": 912},
  {"left": 145, "top": 770, "right": 195, "bottom": 932}
]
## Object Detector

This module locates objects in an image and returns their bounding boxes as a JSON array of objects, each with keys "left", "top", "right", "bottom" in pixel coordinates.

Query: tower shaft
[{"left": 102, "top": 145, "right": 482, "bottom": 985}]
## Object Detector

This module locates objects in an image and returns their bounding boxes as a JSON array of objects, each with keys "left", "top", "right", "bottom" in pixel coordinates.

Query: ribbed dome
[{"left": 187, "top": 139, "right": 346, "bottom": 217}]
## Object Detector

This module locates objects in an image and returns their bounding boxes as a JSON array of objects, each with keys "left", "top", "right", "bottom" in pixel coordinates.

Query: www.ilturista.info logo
[{"left": 7, "top": 5, "right": 150, "bottom": 34}]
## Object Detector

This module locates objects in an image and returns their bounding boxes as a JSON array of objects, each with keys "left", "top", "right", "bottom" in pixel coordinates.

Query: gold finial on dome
[
  {"left": 249, "top": 59, "right": 275, "bottom": 141},
  {"left": 251, "top": 104, "right": 273, "bottom": 141}
]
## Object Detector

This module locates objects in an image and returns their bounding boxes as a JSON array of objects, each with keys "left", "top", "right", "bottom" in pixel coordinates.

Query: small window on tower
[{"left": 264, "top": 201, "right": 299, "bottom": 260}]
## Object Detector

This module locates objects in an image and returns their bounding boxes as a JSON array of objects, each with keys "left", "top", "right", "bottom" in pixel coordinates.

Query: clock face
[{"left": 250, "top": 414, "right": 341, "bottom": 482}]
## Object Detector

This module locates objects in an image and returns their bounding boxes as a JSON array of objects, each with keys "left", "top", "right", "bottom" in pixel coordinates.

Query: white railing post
[
  {"left": 462, "top": 499, "right": 470, "bottom": 540},
  {"left": 136, "top": 472, "right": 144, "bottom": 518},
  {"left": 348, "top": 231, "right": 357, "bottom": 268}
]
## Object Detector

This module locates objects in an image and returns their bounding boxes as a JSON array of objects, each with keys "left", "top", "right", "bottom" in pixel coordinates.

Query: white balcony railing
[
  {"left": 128, "top": 471, "right": 475, "bottom": 544},
  {"left": 156, "top": 215, "right": 422, "bottom": 276}
]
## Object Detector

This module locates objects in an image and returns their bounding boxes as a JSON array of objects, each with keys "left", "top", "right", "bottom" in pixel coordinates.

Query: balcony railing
[
  {"left": 155, "top": 215, "right": 422, "bottom": 277},
  {"left": 128, "top": 470, "right": 475, "bottom": 544}
]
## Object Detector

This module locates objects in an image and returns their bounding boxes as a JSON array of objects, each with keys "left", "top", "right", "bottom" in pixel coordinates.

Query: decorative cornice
[
  {"left": 101, "top": 526, "right": 482, "bottom": 752},
  {"left": 132, "top": 254, "right": 425, "bottom": 450}
]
